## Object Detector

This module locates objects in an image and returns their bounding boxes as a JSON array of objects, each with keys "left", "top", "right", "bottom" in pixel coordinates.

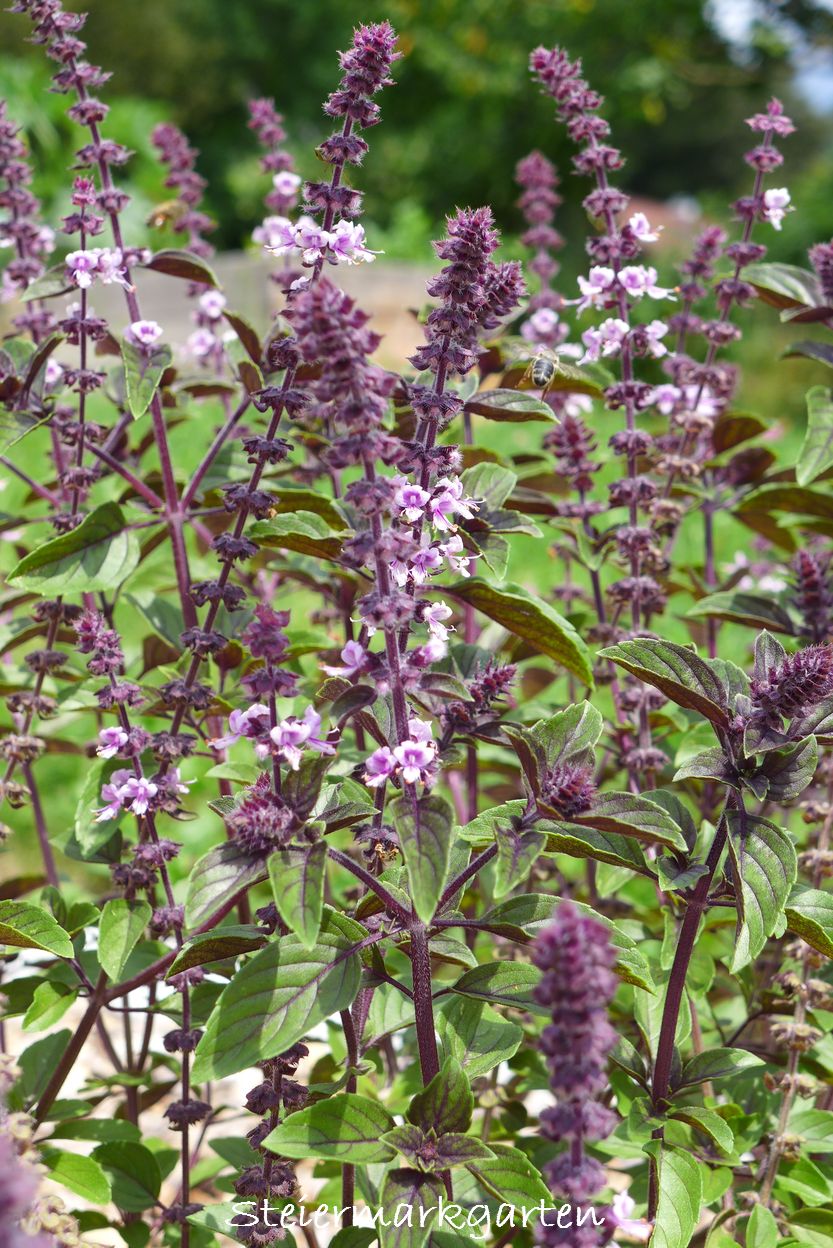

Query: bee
[
  {"left": 373, "top": 839, "right": 400, "bottom": 865},
  {"left": 519, "top": 347, "right": 562, "bottom": 397},
  {"left": 145, "top": 199, "right": 188, "bottom": 230}
]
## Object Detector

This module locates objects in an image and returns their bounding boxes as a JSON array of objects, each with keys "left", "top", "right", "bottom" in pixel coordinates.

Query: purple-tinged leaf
[{"left": 141, "top": 248, "right": 219, "bottom": 286}]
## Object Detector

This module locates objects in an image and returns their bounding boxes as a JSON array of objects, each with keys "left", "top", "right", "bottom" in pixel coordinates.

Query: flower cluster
[
  {"left": 516, "top": 150, "right": 566, "bottom": 346},
  {"left": 749, "top": 644, "right": 833, "bottom": 731},
  {"left": 0, "top": 100, "right": 56, "bottom": 331},
  {"left": 151, "top": 121, "right": 215, "bottom": 260},
  {"left": 532, "top": 903, "right": 618, "bottom": 1247}
]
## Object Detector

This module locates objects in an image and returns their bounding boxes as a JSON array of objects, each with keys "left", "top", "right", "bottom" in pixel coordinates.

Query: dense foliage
[{"left": 2, "top": 7, "right": 833, "bottom": 1248}]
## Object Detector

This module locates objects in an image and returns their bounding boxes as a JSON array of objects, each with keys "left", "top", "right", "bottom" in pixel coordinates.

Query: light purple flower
[
  {"left": 198, "top": 290, "right": 227, "bottom": 320},
  {"left": 644, "top": 319, "right": 669, "bottom": 357},
  {"left": 321, "top": 640, "right": 367, "bottom": 677},
  {"left": 429, "top": 477, "right": 478, "bottom": 531},
  {"left": 65, "top": 249, "right": 99, "bottom": 289},
  {"left": 424, "top": 601, "right": 453, "bottom": 641},
  {"left": 256, "top": 214, "right": 297, "bottom": 252},
  {"left": 521, "top": 306, "right": 562, "bottom": 345},
  {"left": 125, "top": 320, "right": 164, "bottom": 349},
  {"left": 576, "top": 265, "right": 615, "bottom": 311},
  {"left": 95, "top": 248, "right": 131, "bottom": 288},
  {"left": 610, "top": 1194, "right": 652, "bottom": 1242},
  {"left": 328, "top": 219, "right": 380, "bottom": 265},
  {"left": 617, "top": 265, "right": 675, "bottom": 301},
  {"left": 439, "top": 534, "right": 469, "bottom": 577},
  {"left": 580, "top": 316, "right": 628, "bottom": 363},
  {"left": 43, "top": 357, "right": 64, "bottom": 389},
  {"left": 210, "top": 703, "right": 270, "bottom": 750},
  {"left": 270, "top": 706, "right": 334, "bottom": 770},
  {"left": 393, "top": 720, "right": 437, "bottom": 785},
  {"left": 94, "top": 768, "right": 132, "bottom": 822},
  {"left": 120, "top": 775, "right": 158, "bottom": 816},
  {"left": 187, "top": 328, "right": 218, "bottom": 360},
  {"left": 295, "top": 218, "right": 333, "bottom": 264},
  {"left": 272, "top": 170, "right": 302, "bottom": 197},
  {"left": 364, "top": 745, "right": 397, "bottom": 788},
  {"left": 96, "top": 727, "right": 129, "bottom": 759},
  {"left": 394, "top": 477, "right": 431, "bottom": 523},
  {"left": 627, "top": 212, "right": 660, "bottom": 243},
  {"left": 763, "top": 187, "right": 792, "bottom": 230}
]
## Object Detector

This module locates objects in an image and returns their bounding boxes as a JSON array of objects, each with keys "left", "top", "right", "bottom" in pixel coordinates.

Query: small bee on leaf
[{"left": 519, "top": 347, "right": 562, "bottom": 397}]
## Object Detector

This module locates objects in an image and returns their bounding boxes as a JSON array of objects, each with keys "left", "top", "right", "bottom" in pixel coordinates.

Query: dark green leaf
[
  {"left": 185, "top": 843, "right": 267, "bottom": 929},
  {"left": 91, "top": 1142, "right": 161, "bottom": 1213},
  {"left": 464, "top": 388, "right": 559, "bottom": 423},
  {"left": 466, "top": 1143, "right": 551, "bottom": 1211},
  {"left": 785, "top": 886, "right": 833, "bottom": 959},
  {"left": 726, "top": 812, "right": 797, "bottom": 972},
  {"left": 168, "top": 925, "right": 266, "bottom": 975},
  {"left": 390, "top": 794, "right": 454, "bottom": 923},
  {"left": 493, "top": 825, "right": 546, "bottom": 898},
  {"left": 758, "top": 736, "right": 818, "bottom": 801},
  {"left": 784, "top": 340, "right": 833, "bottom": 369},
  {"left": 436, "top": 997, "right": 524, "bottom": 1078},
  {"left": 8, "top": 502, "right": 139, "bottom": 594},
  {"left": 142, "top": 248, "right": 219, "bottom": 286},
  {"left": 408, "top": 1058, "right": 473, "bottom": 1135},
  {"left": 249, "top": 512, "right": 344, "bottom": 561},
  {"left": 451, "top": 962, "right": 544, "bottom": 1013},
  {"left": 262, "top": 1093, "right": 395, "bottom": 1162},
  {"left": 744, "top": 262, "right": 821, "bottom": 309},
  {"left": 268, "top": 841, "right": 326, "bottom": 949},
  {"left": 570, "top": 791, "right": 688, "bottom": 851},
  {"left": 599, "top": 639, "right": 728, "bottom": 728},
  {"left": 191, "top": 910, "right": 366, "bottom": 1080},
  {"left": 746, "top": 1205, "right": 778, "bottom": 1248},
  {"left": 42, "top": 1149, "right": 111, "bottom": 1204},
  {"left": 444, "top": 579, "right": 593, "bottom": 686},
  {"left": 685, "top": 592, "right": 794, "bottom": 634},
  {"left": 644, "top": 1142, "right": 702, "bottom": 1248},
  {"left": 668, "top": 1107, "right": 734, "bottom": 1155},
  {"left": 677, "top": 1048, "right": 764, "bottom": 1089},
  {"left": 798, "top": 386, "right": 833, "bottom": 486},
  {"left": 379, "top": 1169, "right": 442, "bottom": 1248}
]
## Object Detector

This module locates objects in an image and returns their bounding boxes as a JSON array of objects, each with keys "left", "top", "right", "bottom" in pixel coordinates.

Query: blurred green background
[{"left": 1, "top": 0, "right": 833, "bottom": 265}]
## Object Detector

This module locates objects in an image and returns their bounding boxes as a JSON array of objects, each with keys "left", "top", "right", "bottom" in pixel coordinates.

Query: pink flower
[
  {"left": 364, "top": 745, "right": 397, "bottom": 788},
  {"left": 198, "top": 290, "right": 226, "bottom": 320},
  {"left": 627, "top": 212, "right": 661, "bottom": 243},
  {"left": 409, "top": 537, "right": 444, "bottom": 585},
  {"left": 256, "top": 215, "right": 297, "bottom": 252},
  {"left": 272, "top": 170, "right": 302, "bottom": 197},
  {"left": 44, "top": 358, "right": 64, "bottom": 389},
  {"left": 125, "top": 320, "right": 163, "bottom": 349},
  {"left": 95, "top": 248, "right": 131, "bottom": 288},
  {"left": 429, "top": 477, "right": 478, "bottom": 531},
  {"left": 763, "top": 187, "right": 792, "bottom": 231},
  {"left": 96, "top": 727, "right": 129, "bottom": 759},
  {"left": 581, "top": 317, "right": 629, "bottom": 363},
  {"left": 321, "top": 640, "right": 367, "bottom": 677},
  {"left": 394, "top": 477, "right": 431, "bottom": 523},
  {"left": 210, "top": 703, "right": 270, "bottom": 750},
  {"left": 576, "top": 265, "right": 615, "bottom": 311}
]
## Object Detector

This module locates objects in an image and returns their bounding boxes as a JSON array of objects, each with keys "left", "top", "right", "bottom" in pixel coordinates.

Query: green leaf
[
  {"left": 788, "top": 1210, "right": 833, "bottom": 1248},
  {"left": 570, "top": 791, "right": 688, "bottom": 852},
  {"left": 7, "top": 502, "right": 139, "bottom": 594},
  {"left": 390, "top": 794, "right": 454, "bottom": 923},
  {"left": 436, "top": 997, "right": 523, "bottom": 1078},
  {"left": 466, "top": 1143, "right": 551, "bottom": 1211},
  {"left": 378, "top": 1169, "right": 442, "bottom": 1248},
  {"left": 460, "top": 462, "right": 517, "bottom": 510},
  {"left": 784, "top": 340, "right": 833, "bottom": 369},
  {"left": 142, "top": 248, "right": 219, "bottom": 286},
  {"left": 444, "top": 579, "right": 593, "bottom": 686},
  {"left": 97, "top": 898, "right": 151, "bottom": 981},
  {"left": 121, "top": 338, "right": 172, "bottom": 419},
  {"left": 185, "top": 843, "right": 267, "bottom": 929},
  {"left": 599, "top": 639, "right": 728, "bottom": 728},
  {"left": 42, "top": 1149, "right": 111, "bottom": 1204},
  {"left": 798, "top": 386, "right": 833, "bottom": 485},
  {"left": 22, "top": 982, "right": 78, "bottom": 1032},
  {"left": 531, "top": 700, "right": 604, "bottom": 767},
  {"left": 192, "top": 909, "right": 365, "bottom": 1081},
  {"left": 677, "top": 1048, "right": 764, "bottom": 1089},
  {"left": 789, "top": 1108, "right": 833, "bottom": 1150},
  {"left": 408, "top": 1058, "right": 473, "bottom": 1134},
  {"left": 91, "top": 1142, "right": 161, "bottom": 1212},
  {"left": 646, "top": 1142, "right": 702, "bottom": 1248},
  {"left": 493, "top": 825, "right": 547, "bottom": 898},
  {"left": 726, "top": 812, "right": 797, "bottom": 972},
  {"left": 739, "top": 483, "right": 833, "bottom": 521},
  {"left": 540, "top": 822, "right": 651, "bottom": 876},
  {"left": 674, "top": 747, "right": 737, "bottom": 788},
  {"left": 758, "top": 736, "right": 818, "bottom": 801},
  {"left": 268, "top": 842, "right": 326, "bottom": 949},
  {"left": 0, "top": 901, "right": 74, "bottom": 958},
  {"left": 262, "top": 1093, "right": 395, "bottom": 1163},
  {"left": 249, "top": 512, "right": 344, "bottom": 561},
  {"left": 450, "top": 962, "right": 544, "bottom": 1013},
  {"left": 785, "top": 886, "right": 833, "bottom": 958},
  {"left": 746, "top": 1205, "right": 778, "bottom": 1248},
  {"left": 464, "top": 388, "right": 559, "bottom": 423},
  {"left": 685, "top": 591, "right": 795, "bottom": 634},
  {"left": 669, "top": 1107, "right": 734, "bottom": 1155},
  {"left": 168, "top": 926, "right": 267, "bottom": 976}
]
